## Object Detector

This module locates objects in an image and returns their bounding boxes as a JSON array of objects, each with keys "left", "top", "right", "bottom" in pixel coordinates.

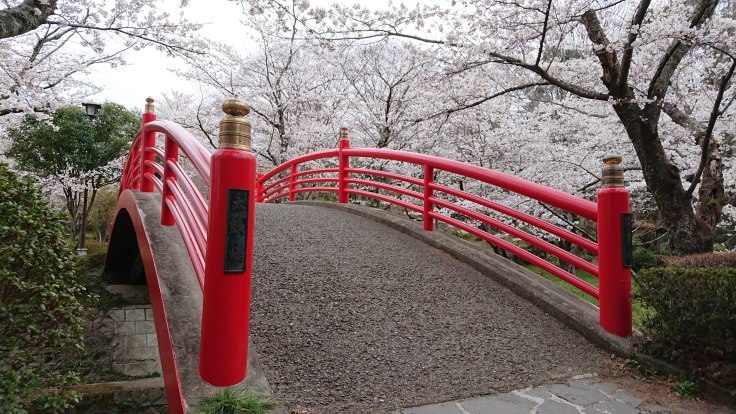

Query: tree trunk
[
  {"left": 614, "top": 103, "right": 713, "bottom": 254},
  {"left": 79, "top": 188, "right": 88, "bottom": 249},
  {"left": 695, "top": 136, "right": 725, "bottom": 232},
  {"left": 0, "top": 0, "right": 57, "bottom": 40}
]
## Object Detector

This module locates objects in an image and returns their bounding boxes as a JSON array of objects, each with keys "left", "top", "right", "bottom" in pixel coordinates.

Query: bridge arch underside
[
  {"left": 104, "top": 207, "right": 146, "bottom": 285},
  {"left": 250, "top": 203, "right": 623, "bottom": 413}
]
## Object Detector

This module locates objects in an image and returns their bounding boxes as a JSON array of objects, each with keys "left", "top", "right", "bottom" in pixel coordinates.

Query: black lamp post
[
  {"left": 77, "top": 102, "right": 101, "bottom": 254},
  {"left": 82, "top": 102, "right": 102, "bottom": 118}
]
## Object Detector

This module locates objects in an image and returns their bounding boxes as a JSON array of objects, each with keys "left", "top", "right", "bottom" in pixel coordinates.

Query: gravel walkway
[{"left": 249, "top": 204, "right": 610, "bottom": 413}]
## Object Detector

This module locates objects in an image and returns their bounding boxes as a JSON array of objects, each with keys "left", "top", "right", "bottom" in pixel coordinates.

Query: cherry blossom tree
[
  {"left": 247, "top": 0, "right": 735, "bottom": 254},
  {"left": 176, "top": 0, "right": 346, "bottom": 168},
  {"left": 0, "top": 0, "right": 203, "bottom": 124}
]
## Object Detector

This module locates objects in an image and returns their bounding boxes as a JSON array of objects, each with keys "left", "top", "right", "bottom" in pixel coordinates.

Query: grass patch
[
  {"left": 197, "top": 389, "right": 278, "bottom": 414},
  {"left": 671, "top": 378, "right": 698, "bottom": 398},
  {"left": 523, "top": 265, "right": 647, "bottom": 330}
]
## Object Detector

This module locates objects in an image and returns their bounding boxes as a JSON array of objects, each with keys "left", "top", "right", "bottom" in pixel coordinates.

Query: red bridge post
[
  {"left": 597, "top": 155, "right": 632, "bottom": 337},
  {"left": 199, "top": 99, "right": 256, "bottom": 386},
  {"left": 256, "top": 171, "right": 264, "bottom": 202},
  {"left": 289, "top": 164, "right": 298, "bottom": 202},
  {"left": 160, "top": 135, "right": 179, "bottom": 226},
  {"left": 140, "top": 97, "right": 157, "bottom": 193},
  {"left": 423, "top": 164, "right": 434, "bottom": 231},
  {"left": 338, "top": 128, "right": 350, "bottom": 203}
]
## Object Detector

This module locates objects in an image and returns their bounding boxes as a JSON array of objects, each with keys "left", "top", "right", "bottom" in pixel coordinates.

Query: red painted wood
[
  {"left": 597, "top": 187, "right": 632, "bottom": 336},
  {"left": 140, "top": 111, "right": 157, "bottom": 193},
  {"left": 199, "top": 148, "right": 256, "bottom": 386}
]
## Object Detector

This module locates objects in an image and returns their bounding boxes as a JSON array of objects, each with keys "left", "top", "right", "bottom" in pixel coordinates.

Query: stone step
[
  {"left": 107, "top": 303, "right": 162, "bottom": 377},
  {"left": 72, "top": 377, "right": 167, "bottom": 413}
]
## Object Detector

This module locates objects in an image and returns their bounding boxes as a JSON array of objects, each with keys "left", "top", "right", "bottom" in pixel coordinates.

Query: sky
[
  {"left": 87, "top": 0, "right": 254, "bottom": 111},
  {"left": 87, "top": 0, "right": 397, "bottom": 112}
]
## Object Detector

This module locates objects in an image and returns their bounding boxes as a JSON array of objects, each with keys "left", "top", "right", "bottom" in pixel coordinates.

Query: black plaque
[
  {"left": 621, "top": 213, "right": 633, "bottom": 268},
  {"left": 224, "top": 189, "right": 249, "bottom": 273}
]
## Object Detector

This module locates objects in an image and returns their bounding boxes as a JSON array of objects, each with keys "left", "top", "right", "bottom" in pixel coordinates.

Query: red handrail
[{"left": 257, "top": 129, "right": 632, "bottom": 337}]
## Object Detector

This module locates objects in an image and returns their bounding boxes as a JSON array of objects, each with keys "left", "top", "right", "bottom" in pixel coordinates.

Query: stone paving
[
  {"left": 108, "top": 303, "right": 162, "bottom": 377},
  {"left": 395, "top": 374, "right": 682, "bottom": 414}
]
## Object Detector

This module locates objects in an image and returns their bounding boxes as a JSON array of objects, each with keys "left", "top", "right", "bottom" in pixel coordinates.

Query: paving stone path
[
  {"left": 396, "top": 374, "right": 676, "bottom": 414},
  {"left": 104, "top": 285, "right": 162, "bottom": 377}
]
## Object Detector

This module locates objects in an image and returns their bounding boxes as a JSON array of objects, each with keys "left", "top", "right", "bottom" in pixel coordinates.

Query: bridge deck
[{"left": 250, "top": 203, "right": 610, "bottom": 413}]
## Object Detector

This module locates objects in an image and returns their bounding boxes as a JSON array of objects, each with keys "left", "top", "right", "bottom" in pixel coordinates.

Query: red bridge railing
[
  {"left": 257, "top": 128, "right": 632, "bottom": 337},
  {"left": 119, "top": 98, "right": 256, "bottom": 387},
  {"left": 118, "top": 99, "right": 631, "bottom": 402}
]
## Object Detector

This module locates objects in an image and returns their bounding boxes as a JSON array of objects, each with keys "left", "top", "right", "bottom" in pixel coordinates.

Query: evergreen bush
[
  {"left": 0, "top": 164, "right": 91, "bottom": 413},
  {"left": 636, "top": 265, "right": 735, "bottom": 363}
]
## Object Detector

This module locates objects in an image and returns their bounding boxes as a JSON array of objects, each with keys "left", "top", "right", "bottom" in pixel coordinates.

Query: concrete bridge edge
[
  {"left": 105, "top": 190, "right": 276, "bottom": 412},
  {"left": 290, "top": 200, "right": 638, "bottom": 357}
]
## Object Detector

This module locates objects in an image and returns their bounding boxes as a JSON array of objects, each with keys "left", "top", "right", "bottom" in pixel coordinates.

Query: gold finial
[
  {"left": 218, "top": 98, "right": 251, "bottom": 151},
  {"left": 145, "top": 97, "right": 155, "bottom": 113},
  {"left": 339, "top": 127, "right": 348, "bottom": 139},
  {"left": 601, "top": 154, "right": 624, "bottom": 188}
]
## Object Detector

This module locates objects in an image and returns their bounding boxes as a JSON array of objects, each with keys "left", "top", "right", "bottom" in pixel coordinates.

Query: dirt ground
[{"left": 601, "top": 356, "right": 735, "bottom": 414}]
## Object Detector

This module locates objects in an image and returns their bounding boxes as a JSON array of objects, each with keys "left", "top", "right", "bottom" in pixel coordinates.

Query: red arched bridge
[{"left": 105, "top": 98, "right": 632, "bottom": 413}]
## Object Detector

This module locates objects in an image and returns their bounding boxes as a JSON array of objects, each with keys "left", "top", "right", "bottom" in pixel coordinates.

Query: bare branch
[
  {"left": 414, "top": 82, "right": 550, "bottom": 122},
  {"left": 537, "top": 202, "right": 596, "bottom": 241},
  {"left": 535, "top": 0, "right": 553, "bottom": 67}
]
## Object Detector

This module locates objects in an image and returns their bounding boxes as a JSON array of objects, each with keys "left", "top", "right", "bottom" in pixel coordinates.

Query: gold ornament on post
[
  {"left": 601, "top": 154, "right": 624, "bottom": 188},
  {"left": 144, "top": 97, "right": 155, "bottom": 113},
  {"left": 218, "top": 98, "right": 251, "bottom": 151}
]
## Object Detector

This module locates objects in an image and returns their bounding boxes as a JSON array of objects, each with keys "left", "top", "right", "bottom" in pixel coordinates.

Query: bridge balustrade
[
  {"left": 257, "top": 128, "right": 632, "bottom": 338},
  {"left": 116, "top": 97, "right": 632, "bottom": 405}
]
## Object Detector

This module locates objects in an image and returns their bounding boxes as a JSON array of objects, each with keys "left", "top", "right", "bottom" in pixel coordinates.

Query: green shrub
[
  {"left": 636, "top": 266, "right": 736, "bottom": 362},
  {"left": 632, "top": 237, "right": 661, "bottom": 271},
  {"left": 0, "top": 163, "right": 91, "bottom": 413}
]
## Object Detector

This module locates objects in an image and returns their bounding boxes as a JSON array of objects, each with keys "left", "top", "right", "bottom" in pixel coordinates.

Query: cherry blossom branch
[
  {"left": 647, "top": 0, "right": 718, "bottom": 102},
  {"left": 580, "top": 9, "right": 620, "bottom": 91},
  {"left": 44, "top": 20, "right": 204, "bottom": 55},
  {"left": 414, "top": 82, "right": 549, "bottom": 122},
  {"left": 685, "top": 57, "right": 736, "bottom": 197},
  {"left": 616, "top": 0, "right": 651, "bottom": 94}
]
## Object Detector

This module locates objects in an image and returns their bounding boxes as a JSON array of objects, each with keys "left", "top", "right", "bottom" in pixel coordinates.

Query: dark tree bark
[{"left": 0, "top": 0, "right": 57, "bottom": 40}]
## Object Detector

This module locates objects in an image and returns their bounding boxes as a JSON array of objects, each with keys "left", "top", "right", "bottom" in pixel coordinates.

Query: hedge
[{"left": 636, "top": 265, "right": 735, "bottom": 362}]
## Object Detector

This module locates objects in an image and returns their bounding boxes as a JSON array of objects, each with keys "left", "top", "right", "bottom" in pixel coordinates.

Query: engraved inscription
[
  {"left": 224, "top": 189, "right": 249, "bottom": 273},
  {"left": 621, "top": 213, "right": 633, "bottom": 268}
]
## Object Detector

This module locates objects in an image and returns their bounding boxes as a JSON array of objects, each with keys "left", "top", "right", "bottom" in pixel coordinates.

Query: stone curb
[{"left": 291, "top": 200, "right": 636, "bottom": 357}]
